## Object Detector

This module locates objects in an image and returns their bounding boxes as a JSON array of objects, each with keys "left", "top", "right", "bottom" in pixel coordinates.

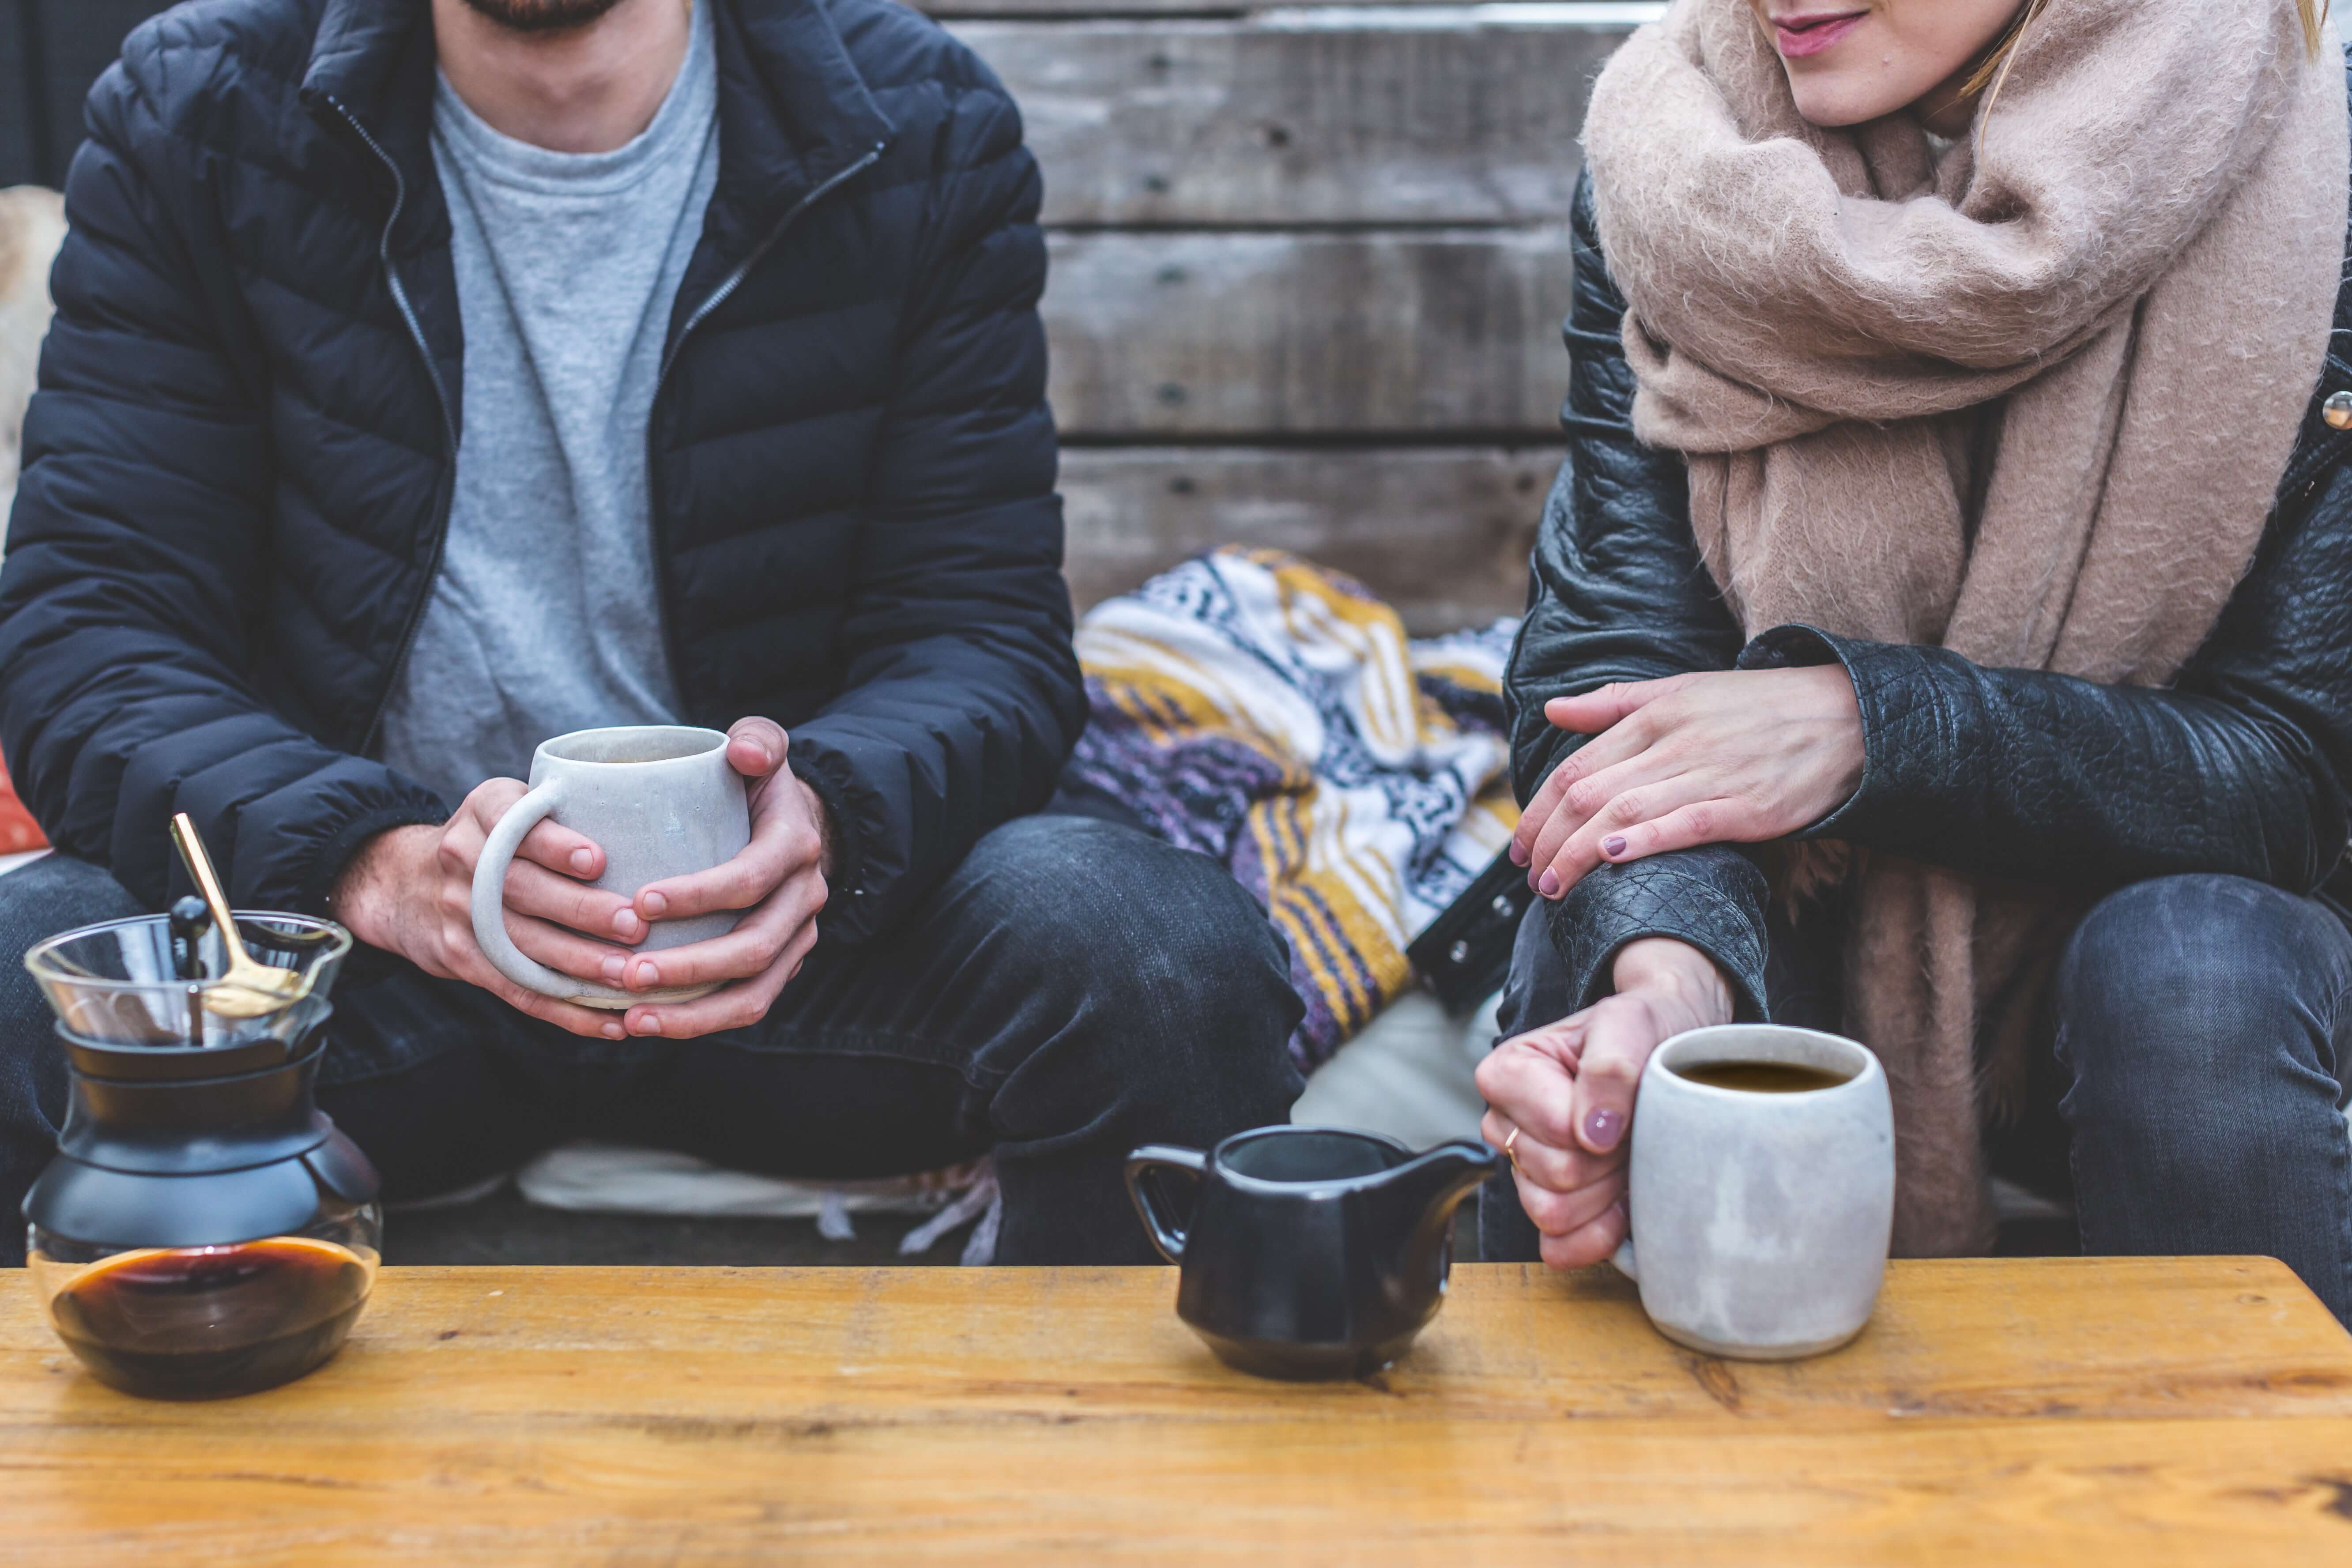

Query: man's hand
[
  {"left": 1475, "top": 937, "right": 1734, "bottom": 1269},
  {"left": 1509, "top": 666, "right": 1863, "bottom": 901},
  {"left": 610, "top": 716, "right": 831, "bottom": 1039},
  {"left": 332, "top": 780, "right": 650, "bottom": 1041}
]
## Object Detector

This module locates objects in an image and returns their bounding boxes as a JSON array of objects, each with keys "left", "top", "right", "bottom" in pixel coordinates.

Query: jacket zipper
[
  {"left": 644, "top": 144, "right": 886, "bottom": 691},
  {"left": 322, "top": 95, "right": 461, "bottom": 758}
]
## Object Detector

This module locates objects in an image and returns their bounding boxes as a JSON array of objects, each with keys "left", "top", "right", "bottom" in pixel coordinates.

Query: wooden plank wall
[
  {"left": 926, "top": 0, "right": 1656, "bottom": 631},
  {"left": 6, "top": 0, "right": 1655, "bottom": 634}
]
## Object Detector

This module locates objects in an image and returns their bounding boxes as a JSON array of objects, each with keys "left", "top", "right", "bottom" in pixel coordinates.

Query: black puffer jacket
[
  {"left": 1509, "top": 163, "right": 2352, "bottom": 1019},
  {"left": 0, "top": 0, "right": 1079, "bottom": 943}
]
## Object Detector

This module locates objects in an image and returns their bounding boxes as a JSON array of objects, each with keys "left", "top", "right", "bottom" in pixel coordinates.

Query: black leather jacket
[{"left": 1507, "top": 169, "right": 2352, "bottom": 1021}]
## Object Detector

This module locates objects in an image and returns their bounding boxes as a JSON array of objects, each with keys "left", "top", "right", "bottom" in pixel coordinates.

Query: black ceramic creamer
[{"left": 1125, "top": 1126, "right": 1498, "bottom": 1381}]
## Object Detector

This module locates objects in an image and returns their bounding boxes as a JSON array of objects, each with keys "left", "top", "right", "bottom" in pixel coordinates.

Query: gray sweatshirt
[{"left": 376, "top": 0, "right": 719, "bottom": 809}]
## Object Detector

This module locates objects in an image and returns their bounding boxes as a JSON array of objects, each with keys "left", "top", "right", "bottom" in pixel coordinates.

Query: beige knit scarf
[{"left": 1585, "top": 0, "right": 2348, "bottom": 1254}]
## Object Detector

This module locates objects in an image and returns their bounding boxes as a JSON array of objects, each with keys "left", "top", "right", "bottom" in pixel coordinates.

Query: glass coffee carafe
[{"left": 22, "top": 912, "right": 382, "bottom": 1399}]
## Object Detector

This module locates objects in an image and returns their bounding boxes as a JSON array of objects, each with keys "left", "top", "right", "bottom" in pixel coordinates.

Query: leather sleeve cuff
[{"left": 1543, "top": 847, "right": 1772, "bottom": 1021}]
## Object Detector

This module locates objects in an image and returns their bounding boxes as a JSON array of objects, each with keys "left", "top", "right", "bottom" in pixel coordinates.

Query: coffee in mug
[
  {"left": 1674, "top": 1060, "right": 1854, "bottom": 1094},
  {"left": 470, "top": 725, "right": 751, "bottom": 1008},
  {"left": 1613, "top": 1023, "right": 1894, "bottom": 1360}
]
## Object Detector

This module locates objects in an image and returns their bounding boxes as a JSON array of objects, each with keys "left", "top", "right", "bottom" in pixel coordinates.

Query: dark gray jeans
[
  {"left": 0, "top": 814, "right": 1304, "bottom": 1266},
  {"left": 1481, "top": 873, "right": 2352, "bottom": 1325}
]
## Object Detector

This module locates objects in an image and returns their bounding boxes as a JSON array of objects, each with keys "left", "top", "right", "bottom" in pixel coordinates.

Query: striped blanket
[{"left": 1065, "top": 548, "right": 1521, "bottom": 1070}]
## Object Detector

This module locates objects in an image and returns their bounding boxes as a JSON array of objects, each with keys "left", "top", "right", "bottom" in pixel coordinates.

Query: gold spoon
[{"left": 168, "top": 812, "right": 309, "bottom": 1019}]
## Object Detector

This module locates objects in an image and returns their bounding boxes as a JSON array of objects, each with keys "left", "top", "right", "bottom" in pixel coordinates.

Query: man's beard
[{"left": 456, "top": 0, "right": 632, "bottom": 34}]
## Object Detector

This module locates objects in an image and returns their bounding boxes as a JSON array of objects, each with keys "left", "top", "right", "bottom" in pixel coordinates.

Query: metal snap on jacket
[{"left": 2324, "top": 390, "right": 2352, "bottom": 429}]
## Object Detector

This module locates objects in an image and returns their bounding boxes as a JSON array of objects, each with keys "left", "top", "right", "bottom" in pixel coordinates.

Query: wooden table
[{"left": 4, "top": 1259, "right": 2350, "bottom": 1563}]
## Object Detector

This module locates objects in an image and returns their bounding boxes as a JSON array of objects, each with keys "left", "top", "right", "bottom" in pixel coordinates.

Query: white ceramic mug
[
  {"left": 470, "top": 725, "right": 751, "bottom": 1010},
  {"left": 1612, "top": 1023, "right": 1895, "bottom": 1360}
]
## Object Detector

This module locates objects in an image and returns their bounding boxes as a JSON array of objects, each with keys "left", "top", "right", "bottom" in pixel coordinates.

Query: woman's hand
[
  {"left": 1510, "top": 666, "right": 1863, "bottom": 902},
  {"left": 1475, "top": 937, "right": 1734, "bottom": 1269}
]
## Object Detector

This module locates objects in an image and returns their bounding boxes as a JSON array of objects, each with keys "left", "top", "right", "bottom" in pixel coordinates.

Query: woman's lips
[{"left": 1774, "top": 11, "right": 1866, "bottom": 58}]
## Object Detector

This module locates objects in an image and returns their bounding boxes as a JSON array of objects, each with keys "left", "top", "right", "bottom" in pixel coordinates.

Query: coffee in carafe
[
  {"left": 21, "top": 912, "right": 381, "bottom": 1399},
  {"left": 42, "top": 1236, "right": 377, "bottom": 1400}
]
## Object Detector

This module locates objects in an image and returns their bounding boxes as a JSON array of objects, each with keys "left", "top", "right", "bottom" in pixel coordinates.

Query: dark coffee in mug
[
  {"left": 1676, "top": 1060, "right": 1855, "bottom": 1094},
  {"left": 46, "top": 1236, "right": 375, "bottom": 1399}
]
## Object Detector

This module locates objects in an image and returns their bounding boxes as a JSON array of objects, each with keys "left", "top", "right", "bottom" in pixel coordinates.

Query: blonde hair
[{"left": 1965, "top": 0, "right": 2329, "bottom": 107}]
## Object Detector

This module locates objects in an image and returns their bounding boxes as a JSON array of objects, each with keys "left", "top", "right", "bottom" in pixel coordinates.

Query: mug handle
[
  {"left": 1612, "top": 1236, "right": 1638, "bottom": 1282},
  {"left": 1123, "top": 1145, "right": 1207, "bottom": 1263},
  {"left": 470, "top": 780, "right": 572, "bottom": 999}
]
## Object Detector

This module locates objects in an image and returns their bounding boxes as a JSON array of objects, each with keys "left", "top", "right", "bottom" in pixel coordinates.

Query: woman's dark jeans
[
  {"left": 0, "top": 815, "right": 1306, "bottom": 1267},
  {"left": 1481, "top": 873, "right": 2352, "bottom": 1325}
]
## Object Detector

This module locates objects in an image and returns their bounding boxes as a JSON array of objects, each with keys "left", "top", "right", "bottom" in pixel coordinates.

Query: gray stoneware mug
[
  {"left": 470, "top": 725, "right": 750, "bottom": 1010},
  {"left": 1612, "top": 1023, "right": 1895, "bottom": 1360}
]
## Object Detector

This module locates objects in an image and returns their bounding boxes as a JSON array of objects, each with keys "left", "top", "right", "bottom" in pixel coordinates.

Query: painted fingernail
[
  {"left": 633, "top": 959, "right": 660, "bottom": 989},
  {"left": 1601, "top": 834, "right": 1627, "bottom": 858},
  {"left": 611, "top": 910, "right": 641, "bottom": 940},
  {"left": 1584, "top": 1107, "right": 1625, "bottom": 1151},
  {"left": 600, "top": 956, "right": 625, "bottom": 984},
  {"left": 641, "top": 891, "right": 669, "bottom": 918},
  {"left": 571, "top": 848, "right": 595, "bottom": 875},
  {"left": 1538, "top": 869, "right": 1561, "bottom": 898},
  {"left": 1508, "top": 841, "right": 1529, "bottom": 866},
  {"left": 601, "top": 1021, "right": 625, "bottom": 1040}
]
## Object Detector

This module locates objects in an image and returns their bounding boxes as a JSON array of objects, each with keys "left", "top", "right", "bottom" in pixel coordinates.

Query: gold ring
[{"left": 1503, "top": 1126, "right": 1522, "bottom": 1172}]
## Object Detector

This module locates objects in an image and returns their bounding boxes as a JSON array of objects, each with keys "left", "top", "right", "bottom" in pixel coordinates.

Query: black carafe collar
[
  {"left": 57, "top": 994, "right": 328, "bottom": 1082},
  {"left": 25, "top": 1003, "right": 381, "bottom": 1251}
]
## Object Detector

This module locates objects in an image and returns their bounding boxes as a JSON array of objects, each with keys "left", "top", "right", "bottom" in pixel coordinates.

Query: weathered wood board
[
  {"left": 5, "top": 1259, "right": 2350, "bottom": 1563},
  {"left": 949, "top": 17, "right": 1623, "bottom": 226},
  {"left": 922, "top": 0, "right": 1668, "bottom": 20},
  {"left": 1045, "top": 228, "right": 1574, "bottom": 436},
  {"left": 1061, "top": 445, "right": 1557, "bottom": 631}
]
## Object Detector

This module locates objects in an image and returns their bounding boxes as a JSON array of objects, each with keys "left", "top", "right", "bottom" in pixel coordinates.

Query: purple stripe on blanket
[{"left": 1064, "top": 682, "right": 1293, "bottom": 862}]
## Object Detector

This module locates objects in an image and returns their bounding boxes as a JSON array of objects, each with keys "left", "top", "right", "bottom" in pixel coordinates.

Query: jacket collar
[{"left": 300, "top": 0, "right": 895, "bottom": 250}]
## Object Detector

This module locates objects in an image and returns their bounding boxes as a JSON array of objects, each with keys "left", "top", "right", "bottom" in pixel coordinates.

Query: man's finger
[
  {"left": 726, "top": 716, "right": 789, "bottom": 780},
  {"left": 505, "top": 910, "right": 636, "bottom": 989},
  {"left": 622, "top": 873, "right": 826, "bottom": 991},
  {"left": 624, "top": 920, "right": 817, "bottom": 1040},
  {"left": 501, "top": 859, "right": 643, "bottom": 942},
  {"left": 1543, "top": 674, "right": 1704, "bottom": 735},
  {"left": 460, "top": 777, "right": 529, "bottom": 835},
  {"left": 637, "top": 812, "right": 821, "bottom": 923},
  {"left": 445, "top": 930, "right": 629, "bottom": 1041},
  {"left": 516, "top": 815, "right": 607, "bottom": 881}
]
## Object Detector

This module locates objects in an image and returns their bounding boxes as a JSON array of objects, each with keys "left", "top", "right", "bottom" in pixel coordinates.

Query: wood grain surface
[
  {"left": 1045, "top": 229, "right": 1572, "bottom": 436},
  {"left": 950, "top": 18, "right": 1621, "bottom": 226},
  {"left": 1062, "top": 445, "right": 1558, "bottom": 631},
  {"left": 5, "top": 1259, "right": 2350, "bottom": 1564}
]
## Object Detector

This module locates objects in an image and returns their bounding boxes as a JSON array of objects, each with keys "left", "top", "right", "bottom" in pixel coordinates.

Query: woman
[{"left": 1481, "top": 0, "right": 2352, "bottom": 1323}]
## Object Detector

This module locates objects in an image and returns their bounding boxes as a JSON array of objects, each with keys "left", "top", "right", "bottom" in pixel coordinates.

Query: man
[{"left": 0, "top": 0, "right": 1304, "bottom": 1265}]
